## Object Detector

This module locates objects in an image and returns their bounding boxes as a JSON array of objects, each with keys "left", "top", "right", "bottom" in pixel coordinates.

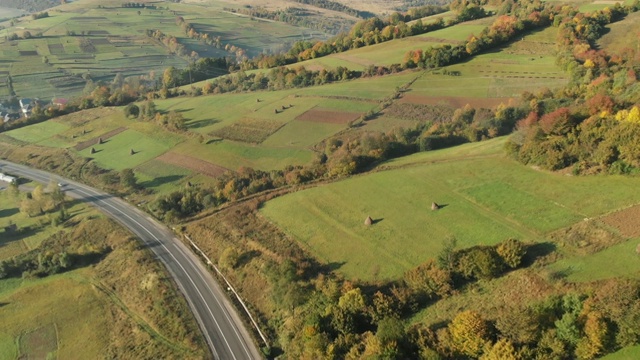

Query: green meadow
[
  {"left": 547, "top": 238, "right": 640, "bottom": 282},
  {"left": 135, "top": 159, "right": 193, "bottom": 193},
  {"left": 4, "top": 121, "right": 69, "bottom": 144},
  {"left": 602, "top": 345, "right": 640, "bottom": 360},
  {"left": 261, "top": 138, "right": 640, "bottom": 281},
  {"left": 77, "top": 129, "right": 178, "bottom": 171}
]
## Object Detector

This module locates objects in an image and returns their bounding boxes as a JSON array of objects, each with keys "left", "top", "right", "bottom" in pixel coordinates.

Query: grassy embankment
[{"left": 0, "top": 185, "right": 207, "bottom": 358}]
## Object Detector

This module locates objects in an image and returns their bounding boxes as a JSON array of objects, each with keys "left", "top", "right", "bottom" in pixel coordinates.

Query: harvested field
[
  {"left": 19, "top": 51, "right": 38, "bottom": 56},
  {"left": 91, "top": 38, "right": 111, "bottom": 45},
  {"left": 19, "top": 324, "right": 58, "bottom": 359},
  {"left": 416, "top": 36, "right": 462, "bottom": 44},
  {"left": 549, "top": 219, "right": 623, "bottom": 255},
  {"left": 74, "top": 127, "right": 127, "bottom": 151},
  {"left": 383, "top": 102, "right": 454, "bottom": 122},
  {"left": 48, "top": 44, "right": 64, "bottom": 55},
  {"left": 88, "top": 30, "right": 110, "bottom": 35},
  {"left": 211, "top": 118, "right": 284, "bottom": 143},
  {"left": 601, "top": 205, "right": 640, "bottom": 238},
  {"left": 399, "top": 94, "right": 514, "bottom": 109},
  {"left": 70, "top": 17, "right": 108, "bottom": 21},
  {"left": 296, "top": 108, "right": 361, "bottom": 124},
  {"left": 157, "top": 152, "right": 229, "bottom": 178}
]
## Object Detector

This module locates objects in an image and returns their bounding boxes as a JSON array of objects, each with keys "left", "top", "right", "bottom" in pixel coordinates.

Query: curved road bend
[{"left": 0, "top": 160, "right": 262, "bottom": 360}]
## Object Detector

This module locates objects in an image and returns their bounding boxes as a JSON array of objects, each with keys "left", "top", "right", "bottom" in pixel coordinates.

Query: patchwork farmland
[{"left": 0, "top": 0, "right": 329, "bottom": 99}]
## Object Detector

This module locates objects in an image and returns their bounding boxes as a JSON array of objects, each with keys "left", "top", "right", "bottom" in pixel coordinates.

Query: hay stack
[
  {"left": 431, "top": 202, "right": 440, "bottom": 211},
  {"left": 364, "top": 216, "right": 373, "bottom": 226}
]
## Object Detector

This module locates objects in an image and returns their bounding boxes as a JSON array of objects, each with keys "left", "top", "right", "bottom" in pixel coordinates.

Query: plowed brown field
[
  {"left": 601, "top": 205, "right": 640, "bottom": 238},
  {"left": 157, "top": 152, "right": 229, "bottom": 178},
  {"left": 399, "top": 94, "right": 514, "bottom": 109},
  {"left": 74, "top": 127, "right": 127, "bottom": 151},
  {"left": 296, "top": 108, "right": 360, "bottom": 124}
]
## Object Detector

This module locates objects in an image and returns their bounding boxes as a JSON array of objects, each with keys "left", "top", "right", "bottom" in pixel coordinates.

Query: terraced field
[{"left": 0, "top": 0, "right": 328, "bottom": 99}]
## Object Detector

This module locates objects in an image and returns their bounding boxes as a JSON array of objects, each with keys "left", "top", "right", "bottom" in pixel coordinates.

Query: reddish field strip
[{"left": 157, "top": 152, "right": 229, "bottom": 178}]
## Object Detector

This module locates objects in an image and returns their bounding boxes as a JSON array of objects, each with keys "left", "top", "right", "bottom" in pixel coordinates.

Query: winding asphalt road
[{"left": 0, "top": 160, "right": 261, "bottom": 360}]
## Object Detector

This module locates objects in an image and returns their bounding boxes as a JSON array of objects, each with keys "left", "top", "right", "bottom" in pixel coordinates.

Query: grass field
[
  {"left": 0, "top": 275, "right": 110, "bottom": 359},
  {"left": 547, "top": 238, "right": 640, "bottom": 282},
  {"left": 407, "top": 27, "right": 567, "bottom": 101},
  {"left": 77, "top": 129, "right": 178, "bottom": 171},
  {"left": 135, "top": 159, "right": 194, "bottom": 193},
  {"left": 4, "top": 121, "right": 69, "bottom": 144},
  {"left": 174, "top": 139, "right": 314, "bottom": 170},
  {"left": 597, "top": 11, "right": 640, "bottom": 55},
  {"left": 261, "top": 137, "right": 640, "bottom": 281},
  {"left": 602, "top": 345, "right": 640, "bottom": 360}
]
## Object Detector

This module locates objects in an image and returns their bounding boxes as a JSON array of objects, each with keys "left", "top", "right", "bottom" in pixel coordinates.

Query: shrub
[{"left": 496, "top": 238, "right": 526, "bottom": 269}]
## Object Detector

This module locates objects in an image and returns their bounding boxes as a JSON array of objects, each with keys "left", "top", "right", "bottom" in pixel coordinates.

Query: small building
[
  {"left": 0, "top": 111, "right": 20, "bottom": 123},
  {"left": 51, "top": 97, "right": 69, "bottom": 109},
  {"left": 19, "top": 98, "right": 32, "bottom": 117}
]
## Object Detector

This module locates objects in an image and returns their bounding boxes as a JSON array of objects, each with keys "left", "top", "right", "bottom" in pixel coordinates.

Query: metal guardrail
[{"left": 184, "top": 234, "right": 270, "bottom": 348}]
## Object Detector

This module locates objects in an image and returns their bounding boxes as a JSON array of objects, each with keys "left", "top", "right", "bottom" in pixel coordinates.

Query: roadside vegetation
[{"left": 0, "top": 184, "right": 207, "bottom": 358}]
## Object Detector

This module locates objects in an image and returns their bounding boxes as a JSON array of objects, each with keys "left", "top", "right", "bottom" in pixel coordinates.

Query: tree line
[
  {"left": 292, "top": 0, "right": 376, "bottom": 19},
  {"left": 243, "top": 2, "right": 486, "bottom": 70},
  {"left": 227, "top": 6, "right": 354, "bottom": 34},
  {"left": 174, "top": 16, "right": 249, "bottom": 63},
  {"left": 505, "top": 2, "right": 640, "bottom": 174}
]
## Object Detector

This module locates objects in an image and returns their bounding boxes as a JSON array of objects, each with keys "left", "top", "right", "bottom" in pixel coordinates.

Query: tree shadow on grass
[
  {"left": 237, "top": 249, "right": 261, "bottom": 268},
  {"left": 1, "top": 225, "right": 41, "bottom": 246},
  {"left": 206, "top": 138, "right": 223, "bottom": 144},
  {"left": 0, "top": 207, "right": 19, "bottom": 219},
  {"left": 139, "top": 175, "right": 185, "bottom": 188},
  {"left": 322, "top": 261, "right": 346, "bottom": 272},
  {"left": 188, "top": 118, "right": 220, "bottom": 129},
  {"left": 521, "top": 242, "right": 557, "bottom": 267}
]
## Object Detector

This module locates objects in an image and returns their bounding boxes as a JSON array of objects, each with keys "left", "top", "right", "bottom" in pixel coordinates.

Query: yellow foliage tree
[
  {"left": 449, "top": 310, "right": 493, "bottom": 357},
  {"left": 338, "top": 288, "right": 366, "bottom": 313},
  {"left": 614, "top": 106, "right": 640, "bottom": 123},
  {"left": 481, "top": 338, "right": 520, "bottom": 360},
  {"left": 615, "top": 109, "right": 628, "bottom": 121},
  {"left": 584, "top": 59, "right": 595, "bottom": 68},
  {"left": 575, "top": 311, "right": 609, "bottom": 360},
  {"left": 627, "top": 106, "right": 640, "bottom": 123}
]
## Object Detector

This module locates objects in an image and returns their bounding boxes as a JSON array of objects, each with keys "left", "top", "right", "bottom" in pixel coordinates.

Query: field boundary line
[{"left": 92, "top": 280, "right": 196, "bottom": 354}]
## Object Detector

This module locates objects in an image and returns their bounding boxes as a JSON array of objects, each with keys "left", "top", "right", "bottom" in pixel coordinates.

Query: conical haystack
[
  {"left": 431, "top": 202, "right": 440, "bottom": 211},
  {"left": 364, "top": 216, "right": 373, "bottom": 226}
]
